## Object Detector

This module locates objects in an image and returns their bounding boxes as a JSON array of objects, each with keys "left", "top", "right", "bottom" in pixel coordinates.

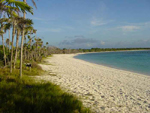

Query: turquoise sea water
[{"left": 74, "top": 50, "right": 150, "bottom": 75}]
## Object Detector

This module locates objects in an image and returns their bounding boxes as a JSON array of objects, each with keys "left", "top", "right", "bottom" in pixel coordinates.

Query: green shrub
[
  {"left": 0, "top": 75, "right": 90, "bottom": 113},
  {"left": 0, "top": 62, "right": 90, "bottom": 113}
]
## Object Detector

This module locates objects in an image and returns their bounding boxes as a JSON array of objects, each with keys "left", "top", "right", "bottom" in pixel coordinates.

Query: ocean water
[{"left": 74, "top": 50, "right": 150, "bottom": 75}]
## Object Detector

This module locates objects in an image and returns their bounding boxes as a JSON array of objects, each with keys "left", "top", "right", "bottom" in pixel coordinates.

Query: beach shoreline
[
  {"left": 73, "top": 49, "right": 150, "bottom": 55},
  {"left": 36, "top": 54, "right": 150, "bottom": 113},
  {"left": 73, "top": 52, "right": 150, "bottom": 77}
]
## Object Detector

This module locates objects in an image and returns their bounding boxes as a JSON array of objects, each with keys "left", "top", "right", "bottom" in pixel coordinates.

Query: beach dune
[{"left": 36, "top": 54, "right": 150, "bottom": 113}]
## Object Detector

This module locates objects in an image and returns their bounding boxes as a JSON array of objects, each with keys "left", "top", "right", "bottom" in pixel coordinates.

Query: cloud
[
  {"left": 59, "top": 36, "right": 150, "bottom": 49},
  {"left": 91, "top": 19, "right": 107, "bottom": 26},
  {"left": 117, "top": 21, "right": 150, "bottom": 32},
  {"left": 59, "top": 36, "right": 105, "bottom": 49},
  {"left": 119, "top": 25, "right": 140, "bottom": 32},
  {"left": 129, "top": 21, "right": 150, "bottom": 27},
  {"left": 90, "top": 17, "right": 114, "bottom": 26}
]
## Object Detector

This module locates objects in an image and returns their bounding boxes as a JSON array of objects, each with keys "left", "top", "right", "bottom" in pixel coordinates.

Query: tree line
[
  {"left": 47, "top": 47, "right": 150, "bottom": 54},
  {"left": 0, "top": 0, "right": 50, "bottom": 77}
]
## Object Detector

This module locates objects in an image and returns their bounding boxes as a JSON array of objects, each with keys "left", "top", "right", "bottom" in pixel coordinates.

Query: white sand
[{"left": 36, "top": 54, "right": 150, "bottom": 113}]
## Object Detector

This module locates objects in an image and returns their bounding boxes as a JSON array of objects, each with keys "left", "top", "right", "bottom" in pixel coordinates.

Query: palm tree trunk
[
  {"left": 9, "top": 29, "right": 10, "bottom": 53},
  {"left": 20, "top": 0, "right": 26, "bottom": 78},
  {"left": 24, "top": 46, "right": 26, "bottom": 60},
  {"left": 2, "top": 35, "right": 6, "bottom": 66},
  {"left": 20, "top": 28, "right": 25, "bottom": 78},
  {"left": 24, "top": 37, "right": 27, "bottom": 60},
  {"left": 27, "top": 51, "right": 29, "bottom": 60},
  {"left": 10, "top": 21, "right": 16, "bottom": 73},
  {"left": 14, "top": 29, "right": 20, "bottom": 69},
  {"left": 35, "top": 42, "right": 38, "bottom": 61}
]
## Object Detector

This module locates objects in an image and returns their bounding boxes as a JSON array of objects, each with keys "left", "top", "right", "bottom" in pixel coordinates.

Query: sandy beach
[{"left": 35, "top": 54, "right": 150, "bottom": 113}]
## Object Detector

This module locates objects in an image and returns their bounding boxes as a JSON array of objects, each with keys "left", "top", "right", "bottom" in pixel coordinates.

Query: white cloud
[
  {"left": 91, "top": 18, "right": 114, "bottom": 26},
  {"left": 119, "top": 25, "right": 140, "bottom": 32},
  {"left": 91, "top": 19, "right": 107, "bottom": 26},
  {"left": 131, "top": 21, "right": 150, "bottom": 27}
]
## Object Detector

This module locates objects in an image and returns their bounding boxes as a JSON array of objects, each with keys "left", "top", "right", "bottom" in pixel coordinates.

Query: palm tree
[
  {"left": 13, "top": 17, "right": 23, "bottom": 69},
  {"left": 19, "top": 0, "right": 37, "bottom": 77},
  {"left": 0, "top": 19, "right": 7, "bottom": 66},
  {"left": 20, "top": 17, "right": 33, "bottom": 76},
  {"left": 0, "top": 0, "right": 33, "bottom": 17},
  {"left": 4, "top": 23, "right": 12, "bottom": 53},
  {"left": 4, "top": 22, "right": 12, "bottom": 64},
  {"left": 23, "top": 25, "right": 33, "bottom": 60},
  {"left": 10, "top": 3, "right": 33, "bottom": 73},
  {"left": 10, "top": 17, "right": 16, "bottom": 72},
  {"left": 13, "top": 28, "right": 20, "bottom": 69},
  {"left": 6, "top": 38, "right": 9, "bottom": 50},
  {"left": 13, "top": 17, "right": 33, "bottom": 69},
  {"left": 8, "top": 29, "right": 10, "bottom": 53},
  {"left": 2, "top": 22, "right": 12, "bottom": 54},
  {"left": 0, "top": 32, "right": 7, "bottom": 66},
  {"left": 0, "top": 0, "right": 33, "bottom": 72}
]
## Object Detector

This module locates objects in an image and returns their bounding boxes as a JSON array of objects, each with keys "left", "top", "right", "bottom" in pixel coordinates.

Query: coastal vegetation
[
  {"left": 0, "top": 62, "right": 90, "bottom": 113},
  {"left": 47, "top": 47, "right": 150, "bottom": 54},
  {"left": 0, "top": 0, "right": 90, "bottom": 112}
]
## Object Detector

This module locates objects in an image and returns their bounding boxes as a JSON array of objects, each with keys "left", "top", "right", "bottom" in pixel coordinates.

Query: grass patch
[{"left": 0, "top": 62, "right": 90, "bottom": 113}]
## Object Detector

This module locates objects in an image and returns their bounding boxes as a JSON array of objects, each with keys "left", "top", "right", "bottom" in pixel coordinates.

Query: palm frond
[
  {"left": 31, "top": 0, "right": 37, "bottom": 9},
  {"left": 3, "top": 0, "right": 33, "bottom": 15},
  {"left": 4, "top": 23, "right": 12, "bottom": 32}
]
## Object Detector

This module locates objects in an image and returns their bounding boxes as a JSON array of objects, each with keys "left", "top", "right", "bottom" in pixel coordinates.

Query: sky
[{"left": 25, "top": 0, "right": 150, "bottom": 49}]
